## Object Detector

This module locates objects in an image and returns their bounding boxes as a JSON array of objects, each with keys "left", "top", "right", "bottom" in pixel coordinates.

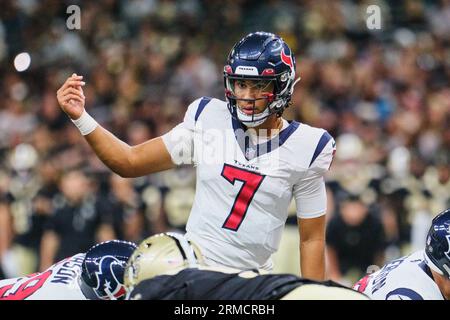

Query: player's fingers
[
  {"left": 60, "top": 87, "right": 85, "bottom": 98},
  {"left": 61, "top": 94, "right": 84, "bottom": 104},
  {"left": 61, "top": 93, "right": 84, "bottom": 103},
  {"left": 59, "top": 78, "right": 85, "bottom": 92},
  {"left": 71, "top": 73, "right": 83, "bottom": 79},
  {"left": 58, "top": 92, "right": 83, "bottom": 105},
  {"left": 71, "top": 75, "right": 83, "bottom": 81},
  {"left": 58, "top": 82, "right": 73, "bottom": 94},
  {"left": 65, "top": 80, "right": 85, "bottom": 89},
  {"left": 59, "top": 78, "right": 74, "bottom": 91},
  {"left": 59, "top": 89, "right": 85, "bottom": 103}
]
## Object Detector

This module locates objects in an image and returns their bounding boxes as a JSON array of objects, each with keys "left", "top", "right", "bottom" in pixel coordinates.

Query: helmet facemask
[
  {"left": 226, "top": 77, "right": 275, "bottom": 127},
  {"left": 224, "top": 71, "right": 296, "bottom": 128}
]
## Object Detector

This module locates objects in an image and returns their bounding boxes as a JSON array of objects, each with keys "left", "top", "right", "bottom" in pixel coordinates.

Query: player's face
[
  {"left": 432, "top": 270, "right": 450, "bottom": 299},
  {"left": 233, "top": 80, "right": 274, "bottom": 115}
]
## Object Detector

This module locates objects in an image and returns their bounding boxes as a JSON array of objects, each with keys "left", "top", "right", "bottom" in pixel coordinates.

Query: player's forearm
[
  {"left": 298, "top": 215, "right": 326, "bottom": 280},
  {"left": 85, "top": 126, "right": 175, "bottom": 177},
  {"left": 84, "top": 126, "right": 136, "bottom": 178},
  {"left": 300, "top": 239, "right": 326, "bottom": 280}
]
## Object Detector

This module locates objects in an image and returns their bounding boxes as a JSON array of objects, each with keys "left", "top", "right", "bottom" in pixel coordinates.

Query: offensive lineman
[
  {"left": 353, "top": 208, "right": 450, "bottom": 300},
  {"left": 0, "top": 240, "right": 136, "bottom": 300},
  {"left": 124, "top": 233, "right": 367, "bottom": 300},
  {"left": 56, "top": 32, "right": 336, "bottom": 279}
]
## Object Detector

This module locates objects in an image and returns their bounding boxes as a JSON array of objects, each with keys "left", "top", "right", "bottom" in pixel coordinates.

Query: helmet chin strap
[
  {"left": 243, "top": 119, "right": 266, "bottom": 128},
  {"left": 237, "top": 107, "right": 269, "bottom": 127}
]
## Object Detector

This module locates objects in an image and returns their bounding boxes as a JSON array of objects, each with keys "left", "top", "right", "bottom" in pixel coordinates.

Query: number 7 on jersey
[{"left": 221, "top": 164, "right": 265, "bottom": 231}]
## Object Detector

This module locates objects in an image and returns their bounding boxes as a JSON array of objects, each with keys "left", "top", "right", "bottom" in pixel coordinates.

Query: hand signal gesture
[{"left": 56, "top": 73, "right": 86, "bottom": 120}]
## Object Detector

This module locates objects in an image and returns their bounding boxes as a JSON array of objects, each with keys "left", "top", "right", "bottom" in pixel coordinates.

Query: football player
[
  {"left": 0, "top": 240, "right": 136, "bottom": 300},
  {"left": 353, "top": 208, "right": 450, "bottom": 300},
  {"left": 124, "top": 233, "right": 367, "bottom": 300},
  {"left": 56, "top": 32, "right": 336, "bottom": 279}
]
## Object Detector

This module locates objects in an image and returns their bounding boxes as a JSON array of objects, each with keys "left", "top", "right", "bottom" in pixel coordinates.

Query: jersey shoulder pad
[
  {"left": 292, "top": 124, "right": 336, "bottom": 172},
  {"left": 306, "top": 126, "right": 336, "bottom": 172},
  {"left": 184, "top": 97, "right": 216, "bottom": 124}
]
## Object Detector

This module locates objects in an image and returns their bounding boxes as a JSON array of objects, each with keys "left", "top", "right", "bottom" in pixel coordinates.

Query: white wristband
[{"left": 71, "top": 110, "right": 98, "bottom": 136}]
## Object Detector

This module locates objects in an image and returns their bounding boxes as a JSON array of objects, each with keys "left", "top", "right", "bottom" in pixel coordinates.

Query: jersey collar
[{"left": 231, "top": 116, "right": 299, "bottom": 161}]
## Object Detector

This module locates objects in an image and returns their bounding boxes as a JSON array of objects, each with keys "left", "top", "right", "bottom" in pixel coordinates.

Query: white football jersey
[
  {"left": 353, "top": 250, "right": 444, "bottom": 300},
  {"left": 0, "top": 254, "right": 86, "bottom": 300},
  {"left": 162, "top": 97, "right": 336, "bottom": 270}
]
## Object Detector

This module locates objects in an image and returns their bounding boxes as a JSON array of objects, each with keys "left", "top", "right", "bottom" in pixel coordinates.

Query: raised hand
[{"left": 56, "top": 73, "right": 86, "bottom": 120}]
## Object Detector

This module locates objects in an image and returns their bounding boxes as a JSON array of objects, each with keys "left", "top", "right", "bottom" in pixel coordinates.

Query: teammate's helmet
[
  {"left": 124, "top": 232, "right": 204, "bottom": 292},
  {"left": 80, "top": 240, "right": 137, "bottom": 300},
  {"left": 224, "top": 31, "right": 298, "bottom": 127},
  {"left": 424, "top": 208, "right": 450, "bottom": 279}
]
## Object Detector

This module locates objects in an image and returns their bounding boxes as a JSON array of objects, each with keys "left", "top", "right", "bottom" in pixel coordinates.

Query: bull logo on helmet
[{"left": 94, "top": 256, "right": 126, "bottom": 299}]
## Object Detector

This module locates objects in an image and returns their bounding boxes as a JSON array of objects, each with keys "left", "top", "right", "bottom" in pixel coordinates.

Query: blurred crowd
[{"left": 0, "top": 0, "right": 449, "bottom": 285}]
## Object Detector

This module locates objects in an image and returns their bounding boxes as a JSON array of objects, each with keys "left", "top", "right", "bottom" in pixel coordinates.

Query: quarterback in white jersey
[
  {"left": 162, "top": 96, "right": 335, "bottom": 271},
  {"left": 56, "top": 32, "right": 334, "bottom": 279},
  {"left": 162, "top": 32, "right": 335, "bottom": 273},
  {"left": 354, "top": 209, "right": 450, "bottom": 300},
  {"left": 0, "top": 240, "right": 136, "bottom": 300}
]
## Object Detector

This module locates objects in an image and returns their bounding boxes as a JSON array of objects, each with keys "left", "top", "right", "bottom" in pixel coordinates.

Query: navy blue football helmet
[
  {"left": 80, "top": 240, "right": 137, "bottom": 300},
  {"left": 424, "top": 208, "right": 450, "bottom": 279},
  {"left": 224, "top": 31, "right": 299, "bottom": 127}
]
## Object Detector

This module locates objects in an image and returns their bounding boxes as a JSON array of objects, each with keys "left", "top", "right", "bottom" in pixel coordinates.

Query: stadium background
[{"left": 0, "top": 0, "right": 449, "bottom": 287}]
